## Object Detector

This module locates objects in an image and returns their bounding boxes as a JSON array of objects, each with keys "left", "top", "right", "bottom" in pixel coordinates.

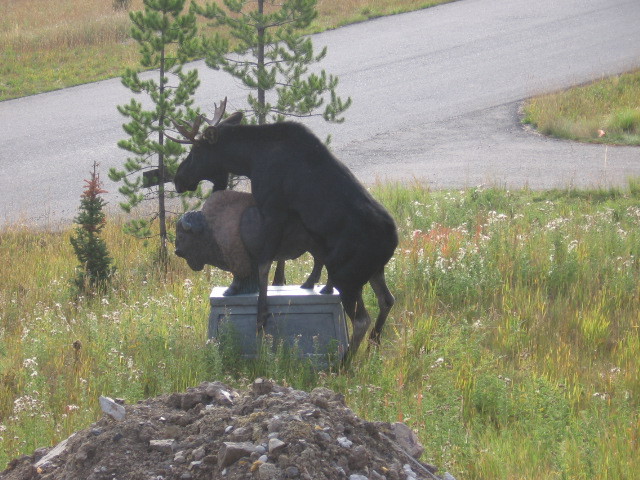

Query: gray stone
[
  {"left": 284, "top": 466, "right": 300, "bottom": 478},
  {"left": 253, "top": 378, "right": 274, "bottom": 395},
  {"left": 348, "top": 445, "right": 369, "bottom": 471},
  {"left": 349, "top": 475, "right": 369, "bottom": 480},
  {"left": 99, "top": 396, "right": 126, "bottom": 421},
  {"left": 267, "top": 415, "right": 283, "bottom": 433},
  {"left": 337, "top": 437, "right": 353, "bottom": 448},
  {"left": 230, "top": 426, "right": 249, "bottom": 439},
  {"left": 35, "top": 434, "right": 76, "bottom": 468},
  {"left": 181, "top": 391, "right": 205, "bottom": 411},
  {"left": 218, "top": 441, "right": 257, "bottom": 467},
  {"left": 192, "top": 445, "right": 206, "bottom": 461},
  {"left": 149, "top": 439, "right": 176, "bottom": 454},
  {"left": 370, "top": 470, "right": 387, "bottom": 480},
  {"left": 268, "top": 438, "right": 286, "bottom": 454},
  {"left": 258, "top": 462, "right": 279, "bottom": 480},
  {"left": 309, "top": 388, "right": 331, "bottom": 409},
  {"left": 205, "top": 383, "right": 234, "bottom": 406},
  {"left": 402, "top": 464, "right": 417, "bottom": 480},
  {"left": 391, "top": 423, "right": 424, "bottom": 459}
]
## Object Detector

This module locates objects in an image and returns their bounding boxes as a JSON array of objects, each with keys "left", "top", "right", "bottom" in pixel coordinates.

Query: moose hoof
[
  {"left": 319, "top": 285, "right": 334, "bottom": 295},
  {"left": 222, "top": 286, "right": 238, "bottom": 296},
  {"left": 300, "top": 281, "right": 315, "bottom": 290},
  {"left": 257, "top": 315, "right": 269, "bottom": 332}
]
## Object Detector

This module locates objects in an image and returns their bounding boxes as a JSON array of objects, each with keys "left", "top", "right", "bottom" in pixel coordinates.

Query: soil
[{"left": 1, "top": 379, "right": 450, "bottom": 480}]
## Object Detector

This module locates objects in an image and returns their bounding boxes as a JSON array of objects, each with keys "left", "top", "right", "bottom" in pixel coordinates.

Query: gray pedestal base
[{"left": 208, "top": 285, "right": 349, "bottom": 364}]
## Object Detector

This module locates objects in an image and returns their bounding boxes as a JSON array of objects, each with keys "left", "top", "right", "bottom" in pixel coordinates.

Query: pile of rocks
[{"left": 1, "top": 379, "right": 455, "bottom": 480}]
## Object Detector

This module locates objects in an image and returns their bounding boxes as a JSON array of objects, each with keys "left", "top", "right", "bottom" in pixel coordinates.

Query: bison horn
[
  {"left": 180, "top": 216, "right": 193, "bottom": 232},
  {"left": 180, "top": 211, "right": 205, "bottom": 233}
]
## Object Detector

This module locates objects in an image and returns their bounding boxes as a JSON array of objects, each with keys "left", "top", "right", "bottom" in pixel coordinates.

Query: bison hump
[
  {"left": 239, "top": 206, "right": 265, "bottom": 259},
  {"left": 202, "top": 190, "right": 256, "bottom": 278}
]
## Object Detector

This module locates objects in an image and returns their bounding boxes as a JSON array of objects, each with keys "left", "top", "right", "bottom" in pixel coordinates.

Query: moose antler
[
  {"left": 203, "top": 97, "right": 227, "bottom": 126},
  {"left": 166, "top": 98, "right": 228, "bottom": 144},
  {"left": 166, "top": 115, "right": 204, "bottom": 144}
]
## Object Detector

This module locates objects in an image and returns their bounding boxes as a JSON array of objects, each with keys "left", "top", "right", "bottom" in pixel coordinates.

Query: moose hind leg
[
  {"left": 319, "top": 277, "right": 334, "bottom": 295},
  {"left": 368, "top": 269, "right": 395, "bottom": 345},
  {"left": 342, "top": 289, "right": 371, "bottom": 364},
  {"left": 272, "top": 260, "right": 286, "bottom": 286},
  {"left": 301, "top": 257, "right": 323, "bottom": 290}
]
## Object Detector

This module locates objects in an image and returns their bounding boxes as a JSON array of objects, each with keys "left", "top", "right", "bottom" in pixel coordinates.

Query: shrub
[{"left": 69, "top": 162, "right": 115, "bottom": 292}]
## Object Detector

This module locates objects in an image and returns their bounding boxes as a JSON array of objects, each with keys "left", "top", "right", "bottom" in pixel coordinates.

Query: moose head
[{"left": 168, "top": 98, "right": 243, "bottom": 193}]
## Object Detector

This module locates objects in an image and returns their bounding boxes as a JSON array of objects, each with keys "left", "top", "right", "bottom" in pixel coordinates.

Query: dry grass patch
[{"left": 0, "top": 0, "right": 453, "bottom": 100}]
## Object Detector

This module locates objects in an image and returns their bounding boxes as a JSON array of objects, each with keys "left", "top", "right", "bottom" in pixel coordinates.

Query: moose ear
[
  {"left": 221, "top": 111, "right": 243, "bottom": 126},
  {"left": 203, "top": 126, "right": 219, "bottom": 144}
]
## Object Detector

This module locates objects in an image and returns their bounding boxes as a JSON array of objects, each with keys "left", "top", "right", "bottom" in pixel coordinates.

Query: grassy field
[
  {"left": 1, "top": 183, "right": 639, "bottom": 479},
  {"left": 523, "top": 70, "right": 640, "bottom": 145},
  {"left": 0, "top": 0, "right": 453, "bottom": 101}
]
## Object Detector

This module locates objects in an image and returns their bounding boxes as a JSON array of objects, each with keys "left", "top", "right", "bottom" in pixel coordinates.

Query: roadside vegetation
[
  {"left": 523, "top": 70, "right": 640, "bottom": 145},
  {"left": 0, "top": 0, "right": 453, "bottom": 101},
  {"left": 2, "top": 183, "right": 639, "bottom": 479}
]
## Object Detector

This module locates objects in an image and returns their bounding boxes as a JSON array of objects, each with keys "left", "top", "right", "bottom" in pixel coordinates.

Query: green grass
[
  {"left": 2, "top": 183, "right": 640, "bottom": 479},
  {"left": 523, "top": 70, "right": 640, "bottom": 145}
]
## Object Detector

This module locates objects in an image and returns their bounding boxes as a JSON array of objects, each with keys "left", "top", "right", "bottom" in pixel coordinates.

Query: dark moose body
[{"left": 174, "top": 119, "right": 398, "bottom": 360}]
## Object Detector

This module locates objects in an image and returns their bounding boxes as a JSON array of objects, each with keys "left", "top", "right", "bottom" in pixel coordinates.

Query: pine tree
[
  {"left": 109, "top": 0, "right": 203, "bottom": 263},
  {"left": 70, "top": 163, "right": 115, "bottom": 292},
  {"left": 193, "top": 0, "right": 351, "bottom": 127}
]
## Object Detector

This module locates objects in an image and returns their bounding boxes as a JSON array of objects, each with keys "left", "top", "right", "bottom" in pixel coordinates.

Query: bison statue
[{"left": 175, "top": 190, "right": 328, "bottom": 296}]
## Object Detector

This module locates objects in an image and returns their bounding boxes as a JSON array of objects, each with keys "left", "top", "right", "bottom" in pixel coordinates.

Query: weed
[
  {"left": 2, "top": 184, "right": 640, "bottom": 478},
  {"left": 524, "top": 70, "right": 640, "bottom": 145}
]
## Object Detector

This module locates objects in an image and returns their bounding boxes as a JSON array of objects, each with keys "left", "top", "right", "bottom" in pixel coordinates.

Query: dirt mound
[{"left": 1, "top": 379, "right": 452, "bottom": 480}]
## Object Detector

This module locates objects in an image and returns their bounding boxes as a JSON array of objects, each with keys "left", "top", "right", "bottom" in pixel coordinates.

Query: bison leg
[
  {"left": 224, "top": 268, "right": 260, "bottom": 296},
  {"left": 368, "top": 269, "right": 395, "bottom": 345},
  {"left": 272, "top": 260, "right": 286, "bottom": 286}
]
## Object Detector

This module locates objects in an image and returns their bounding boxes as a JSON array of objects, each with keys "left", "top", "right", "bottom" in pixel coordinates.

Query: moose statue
[{"left": 169, "top": 98, "right": 397, "bottom": 361}]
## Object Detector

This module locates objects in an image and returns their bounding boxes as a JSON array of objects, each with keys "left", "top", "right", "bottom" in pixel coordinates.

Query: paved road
[{"left": 1, "top": 0, "right": 639, "bottom": 226}]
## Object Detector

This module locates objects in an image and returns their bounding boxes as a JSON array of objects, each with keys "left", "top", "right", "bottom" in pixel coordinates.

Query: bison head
[{"left": 175, "top": 211, "right": 209, "bottom": 271}]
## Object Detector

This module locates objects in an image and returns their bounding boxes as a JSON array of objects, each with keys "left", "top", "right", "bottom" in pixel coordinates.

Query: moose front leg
[
  {"left": 255, "top": 211, "right": 287, "bottom": 331},
  {"left": 257, "top": 261, "right": 272, "bottom": 331}
]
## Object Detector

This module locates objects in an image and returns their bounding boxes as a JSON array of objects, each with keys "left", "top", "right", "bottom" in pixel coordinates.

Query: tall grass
[
  {"left": 2, "top": 183, "right": 640, "bottom": 478},
  {"left": 523, "top": 70, "right": 640, "bottom": 145},
  {"left": 0, "top": 0, "right": 453, "bottom": 101}
]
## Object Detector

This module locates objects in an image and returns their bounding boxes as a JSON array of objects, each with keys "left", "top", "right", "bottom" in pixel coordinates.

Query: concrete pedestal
[{"left": 208, "top": 285, "right": 348, "bottom": 364}]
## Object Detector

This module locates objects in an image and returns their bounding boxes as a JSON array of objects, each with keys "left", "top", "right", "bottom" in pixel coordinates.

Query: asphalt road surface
[{"left": 1, "top": 0, "right": 639, "bottom": 226}]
